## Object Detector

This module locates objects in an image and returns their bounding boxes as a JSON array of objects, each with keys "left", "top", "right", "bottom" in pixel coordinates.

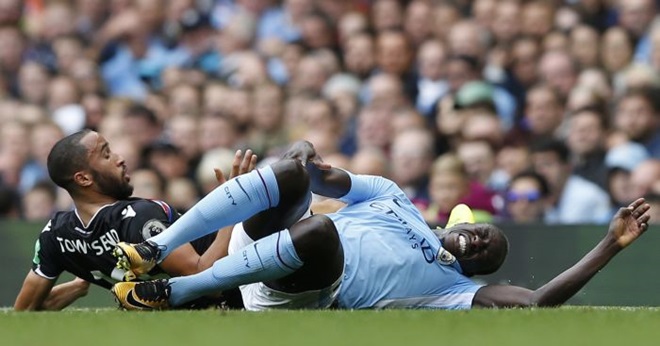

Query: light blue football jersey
[{"left": 326, "top": 173, "right": 483, "bottom": 310}]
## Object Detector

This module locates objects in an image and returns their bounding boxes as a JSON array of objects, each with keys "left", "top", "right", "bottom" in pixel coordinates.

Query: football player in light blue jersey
[
  {"left": 327, "top": 176, "right": 496, "bottom": 310},
  {"left": 111, "top": 141, "right": 651, "bottom": 311}
]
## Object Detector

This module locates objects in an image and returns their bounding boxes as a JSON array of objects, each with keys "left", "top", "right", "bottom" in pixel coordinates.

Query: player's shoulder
[
  {"left": 43, "top": 210, "right": 76, "bottom": 234},
  {"left": 123, "top": 198, "right": 177, "bottom": 223}
]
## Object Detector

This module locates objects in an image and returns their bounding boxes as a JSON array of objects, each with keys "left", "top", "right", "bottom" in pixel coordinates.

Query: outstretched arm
[
  {"left": 282, "top": 141, "right": 351, "bottom": 198},
  {"left": 473, "top": 198, "right": 651, "bottom": 308},
  {"left": 41, "top": 277, "right": 90, "bottom": 310},
  {"left": 15, "top": 273, "right": 90, "bottom": 311},
  {"left": 14, "top": 271, "right": 56, "bottom": 311}
]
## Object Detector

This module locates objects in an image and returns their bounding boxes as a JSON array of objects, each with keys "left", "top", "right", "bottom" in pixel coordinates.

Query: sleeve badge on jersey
[
  {"left": 151, "top": 200, "right": 174, "bottom": 222},
  {"left": 437, "top": 247, "right": 456, "bottom": 265},
  {"left": 142, "top": 219, "right": 167, "bottom": 240}
]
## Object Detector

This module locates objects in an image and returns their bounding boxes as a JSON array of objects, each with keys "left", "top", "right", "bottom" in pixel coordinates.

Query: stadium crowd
[{"left": 1, "top": 0, "right": 660, "bottom": 226}]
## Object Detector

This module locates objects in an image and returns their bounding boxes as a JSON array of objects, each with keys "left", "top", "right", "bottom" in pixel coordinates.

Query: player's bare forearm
[
  {"left": 474, "top": 199, "right": 650, "bottom": 308},
  {"left": 160, "top": 226, "right": 233, "bottom": 276},
  {"left": 530, "top": 235, "right": 621, "bottom": 306},
  {"left": 474, "top": 236, "right": 623, "bottom": 308},
  {"left": 14, "top": 271, "right": 56, "bottom": 311},
  {"left": 307, "top": 163, "right": 352, "bottom": 199},
  {"left": 41, "top": 278, "right": 90, "bottom": 310},
  {"left": 195, "top": 226, "right": 232, "bottom": 271}
]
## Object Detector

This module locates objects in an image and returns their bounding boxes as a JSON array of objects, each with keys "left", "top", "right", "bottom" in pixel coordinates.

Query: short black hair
[
  {"left": 126, "top": 104, "right": 160, "bottom": 127},
  {"left": 530, "top": 138, "right": 570, "bottom": 164},
  {"left": 617, "top": 86, "right": 660, "bottom": 114},
  {"left": 0, "top": 184, "right": 19, "bottom": 217},
  {"left": 29, "top": 180, "right": 58, "bottom": 202},
  {"left": 509, "top": 170, "right": 551, "bottom": 197},
  {"left": 47, "top": 129, "right": 92, "bottom": 192}
]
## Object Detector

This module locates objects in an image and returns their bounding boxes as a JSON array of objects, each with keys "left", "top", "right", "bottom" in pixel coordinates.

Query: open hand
[
  {"left": 609, "top": 198, "right": 651, "bottom": 248},
  {"left": 213, "top": 149, "right": 257, "bottom": 185},
  {"left": 282, "top": 141, "right": 331, "bottom": 170}
]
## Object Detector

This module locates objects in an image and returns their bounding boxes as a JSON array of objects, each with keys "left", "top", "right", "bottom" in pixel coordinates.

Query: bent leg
[
  {"left": 166, "top": 215, "right": 343, "bottom": 307},
  {"left": 265, "top": 214, "right": 344, "bottom": 293},
  {"left": 243, "top": 159, "right": 312, "bottom": 240},
  {"left": 149, "top": 159, "right": 308, "bottom": 260}
]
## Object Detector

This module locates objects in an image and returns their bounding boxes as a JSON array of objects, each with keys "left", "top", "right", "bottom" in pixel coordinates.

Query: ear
[{"left": 73, "top": 171, "right": 93, "bottom": 188}]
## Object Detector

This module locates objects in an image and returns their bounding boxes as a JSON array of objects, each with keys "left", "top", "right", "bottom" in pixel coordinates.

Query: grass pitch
[{"left": 2, "top": 307, "right": 659, "bottom": 346}]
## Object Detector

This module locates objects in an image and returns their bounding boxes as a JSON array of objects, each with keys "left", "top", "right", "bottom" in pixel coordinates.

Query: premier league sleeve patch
[
  {"left": 142, "top": 219, "right": 167, "bottom": 240},
  {"left": 437, "top": 247, "right": 456, "bottom": 265}
]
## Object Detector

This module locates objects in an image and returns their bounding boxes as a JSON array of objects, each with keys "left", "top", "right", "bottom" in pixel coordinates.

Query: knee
[
  {"left": 272, "top": 159, "right": 310, "bottom": 196},
  {"left": 291, "top": 215, "right": 340, "bottom": 261}
]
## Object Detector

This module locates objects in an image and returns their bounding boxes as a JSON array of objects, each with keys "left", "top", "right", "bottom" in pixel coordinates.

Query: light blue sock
[
  {"left": 168, "top": 229, "right": 303, "bottom": 306},
  {"left": 150, "top": 166, "right": 280, "bottom": 259}
]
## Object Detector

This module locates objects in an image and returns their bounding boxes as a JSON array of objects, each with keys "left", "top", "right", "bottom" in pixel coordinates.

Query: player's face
[
  {"left": 439, "top": 223, "right": 508, "bottom": 277},
  {"left": 84, "top": 132, "right": 134, "bottom": 200}
]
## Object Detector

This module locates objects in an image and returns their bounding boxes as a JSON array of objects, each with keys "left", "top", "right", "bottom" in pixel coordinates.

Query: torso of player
[
  {"left": 327, "top": 193, "right": 480, "bottom": 310},
  {"left": 33, "top": 199, "right": 173, "bottom": 289}
]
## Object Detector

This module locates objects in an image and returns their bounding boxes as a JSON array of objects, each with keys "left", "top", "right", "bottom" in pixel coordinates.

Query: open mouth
[{"left": 458, "top": 234, "right": 467, "bottom": 256}]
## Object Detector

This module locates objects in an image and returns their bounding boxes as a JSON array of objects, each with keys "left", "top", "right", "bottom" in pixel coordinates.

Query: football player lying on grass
[{"left": 110, "top": 140, "right": 651, "bottom": 310}]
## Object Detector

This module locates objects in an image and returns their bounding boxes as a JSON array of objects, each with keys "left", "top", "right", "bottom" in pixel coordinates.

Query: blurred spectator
[
  {"left": 143, "top": 140, "right": 189, "bottom": 180},
  {"left": 415, "top": 39, "right": 448, "bottom": 117},
  {"left": 165, "top": 177, "right": 199, "bottom": 214},
  {"left": 422, "top": 153, "right": 494, "bottom": 227},
  {"left": 502, "top": 171, "right": 550, "bottom": 224},
  {"left": 605, "top": 141, "right": 650, "bottom": 213},
  {"left": 389, "top": 128, "right": 435, "bottom": 206},
  {"left": 403, "top": 0, "right": 433, "bottom": 48},
  {"left": 456, "top": 139, "right": 499, "bottom": 191},
  {"left": 531, "top": 139, "right": 610, "bottom": 224},
  {"left": 601, "top": 27, "right": 634, "bottom": 77},
  {"left": 538, "top": 50, "right": 578, "bottom": 99},
  {"left": 21, "top": 121, "right": 65, "bottom": 194},
  {"left": 565, "top": 107, "right": 609, "bottom": 189},
  {"left": 570, "top": 25, "right": 600, "bottom": 69},
  {"left": 521, "top": 0, "right": 555, "bottom": 40},
  {"left": 495, "top": 142, "right": 532, "bottom": 191},
  {"left": 257, "top": 0, "right": 311, "bottom": 44},
  {"left": 371, "top": 0, "right": 402, "bottom": 33},
  {"left": 630, "top": 159, "right": 660, "bottom": 198},
  {"left": 612, "top": 87, "right": 660, "bottom": 157},
  {"left": 349, "top": 147, "right": 389, "bottom": 177},
  {"left": 22, "top": 181, "right": 57, "bottom": 221},
  {"left": 0, "top": 183, "right": 19, "bottom": 219},
  {"left": 507, "top": 84, "right": 564, "bottom": 145},
  {"left": 130, "top": 168, "right": 166, "bottom": 200},
  {"left": 2, "top": 0, "right": 659, "bottom": 226},
  {"left": 196, "top": 147, "right": 235, "bottom": 195},
  {"left": 17, "top": 61, "right": 50, "bottom": 106},
  {"left": 247, "top": 82, "right": 288, "bottom": 158},
  {"left": 342, "top": 32, "right": 375, "bottom": 80},
  {"left": 124, "top": 104, "right": 163, "bottom": 148}
]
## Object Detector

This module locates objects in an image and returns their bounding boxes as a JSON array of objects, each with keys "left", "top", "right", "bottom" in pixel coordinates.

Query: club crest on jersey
[
  {"left": 142, "top": 219, "right": 166, "bottom": 240},
  {"left": 437, "top": 247, "right": 456, "bottom": 265}
]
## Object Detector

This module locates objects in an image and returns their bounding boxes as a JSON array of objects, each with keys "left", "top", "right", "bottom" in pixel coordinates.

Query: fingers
[
  {"left": 230, "top": 149, "right": 243, "bottom": 179},
  {"left": 239, "top": 149, "right": 255, "bottom": 174},
  {"left": 628, "top": 198, "right": 646, "bottom": 211},
  {"left": 214, "top": 168, "right": 226, "bottom": 184},
  {"left": 314, "top": 161, "right": 332, "bottom": 170},
  {"left": 632, "top": 201, "right": 650, "bottom": 219}
]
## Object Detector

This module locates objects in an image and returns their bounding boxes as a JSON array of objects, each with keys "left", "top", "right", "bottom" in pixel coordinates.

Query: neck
[{"left": 72, "top": 192, "right": 118, "bottom": 225}]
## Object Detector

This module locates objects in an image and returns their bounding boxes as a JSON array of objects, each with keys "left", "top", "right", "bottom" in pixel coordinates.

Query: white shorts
[{"left": 227, "top": 208, "right": 342, "bottom": 311}]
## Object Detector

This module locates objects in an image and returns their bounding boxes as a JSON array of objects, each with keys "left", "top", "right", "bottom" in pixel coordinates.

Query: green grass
[{"left": 2, "top": 307, "right": 659, "bottom": 346}]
